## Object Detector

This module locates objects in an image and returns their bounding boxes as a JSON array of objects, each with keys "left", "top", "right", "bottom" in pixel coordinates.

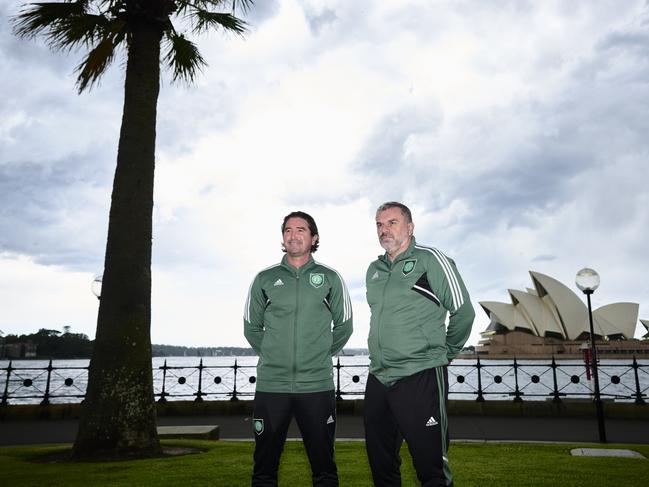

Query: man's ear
[{"left": 408, "top": 222, "right": 414, "bottom": 237}]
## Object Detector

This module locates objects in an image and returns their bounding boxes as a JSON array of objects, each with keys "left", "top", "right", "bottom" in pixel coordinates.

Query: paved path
[{"left": 2, "top": 414, "right": 648, "bottom": 446}]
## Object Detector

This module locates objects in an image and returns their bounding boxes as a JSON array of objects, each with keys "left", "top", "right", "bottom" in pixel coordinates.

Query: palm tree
[{"left": 12, "top": 0, "right": 252, "bottom": 460}]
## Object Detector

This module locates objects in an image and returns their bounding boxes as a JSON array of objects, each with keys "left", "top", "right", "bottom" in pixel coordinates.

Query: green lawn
[{"left": 1, "top": 440, "right": 648, "bottom": 486}]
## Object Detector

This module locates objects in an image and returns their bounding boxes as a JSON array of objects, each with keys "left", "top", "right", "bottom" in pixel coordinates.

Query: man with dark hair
[
  {"left": 281, "top": 211, "right": 320, "bottom": 252},
  {"left": 364, "top": 201, "right": 474, "bottom": 487},
  {"left": 244, "top": 211, "right": 353, "bottom": 486}
]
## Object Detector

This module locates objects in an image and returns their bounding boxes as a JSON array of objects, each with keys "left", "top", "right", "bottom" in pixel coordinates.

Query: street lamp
[
  {"left": 91, "top": 274, "right": 103, "bottom": 300},
  {"left": 575, "top": 267, "right": 606, "bottom": 443}
]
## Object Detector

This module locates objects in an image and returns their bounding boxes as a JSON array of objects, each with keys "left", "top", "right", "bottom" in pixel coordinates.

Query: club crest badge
[
  {"left": 253, "top": 418, "right": 264, "bottom": 435},
  {"left": 310, "top": 273, "right": 325, "bottom": 288},
  {"left": 402, "top": 259, "right": 417, "bottom": 276}
]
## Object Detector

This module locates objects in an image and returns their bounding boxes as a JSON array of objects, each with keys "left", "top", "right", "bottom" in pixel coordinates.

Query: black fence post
[
  {"left": 231, "top": 359, "right": 239, "bottom": 401},
  {"left": 632, "top": 355, "right": 646, "bottom": 405},
  {"left": 551, "top": 356, "right": 561, "bottom": 403},
  {"left": 512, "top": 357, "right": 523, "bottom": 402},
  {"left": 1, "top": 360, "right": 12, "bottom": 406},
  {"left": 475, "top": 356, "right": 485, "bottom": 402},
  {"left": 335, "top": 357, "right": 343, "bottom": 401},
  {"left": 158, "top": 360, "right": 168, "bottom": 403},
  {"left": 195, "top": 358, "right": 204, "bottom": 402},
  {"left": 40, "top": 359, "right": 53, "bottom": 406}
]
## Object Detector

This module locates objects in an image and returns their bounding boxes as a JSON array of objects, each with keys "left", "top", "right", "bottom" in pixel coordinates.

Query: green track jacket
[
  {"left": 244, "top": 255, "right": 353, "bottom": 393},
  {"left": 366, "top": 237, "right": 474, "bottom": 386}
]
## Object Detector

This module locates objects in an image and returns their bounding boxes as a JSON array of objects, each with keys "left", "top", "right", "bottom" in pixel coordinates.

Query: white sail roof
[
  {"left": 529, "top": 271, "right": 589, "bottom": 340},
  {"left": 479, "top": 302, "right": 532, "bottom": 333},
  {"left": 507, "top": 289, "right": 563, "bottom": 337},
  {"left": 641, "top": 319, "right": 649, "bottom": 338},
  {"left": 593, "top": 303, "right": 638, "bottom": 339}
]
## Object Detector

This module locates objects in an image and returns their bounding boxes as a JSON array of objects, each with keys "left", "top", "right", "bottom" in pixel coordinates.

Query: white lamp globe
[
  {"left": 91, "top": 274, "right": 103, "bottom": 299},
  {"left": 575, "top": 268, "right": 600, "bottom": 292}
]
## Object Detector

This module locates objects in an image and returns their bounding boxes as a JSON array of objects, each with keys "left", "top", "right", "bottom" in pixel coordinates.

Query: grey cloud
[
  {"left": 293, "top": 1, "right": 409, "bottom": 53},
  {"left": 1, "top": 89, "right": 123, "bottom": 181},
  {"left": 467, "top": 126, "right": 589, "bottom": 226},
  {"left": 599, "top": 31, "right": 649, "bottom": 53},
  {"left": 0, "top": 154, "right": 111, "bottom": 270},
  {"left": 156, "top": 81, "right": 237, "bottom": 156},
  {"left": 467, "top": 74, "right": 649, "bottom": 223},
  {"left": 352, "top": 23, "right": 649, "bottom": 237},
  {"left": 244, "top": 0, "right": 281, "bottom": 25},
  {"left": 355, "top": 102, "right": 443, "bottom": 179},
  {"left": 532, "top": 254, "right": 557, "bottom": 263},
  {"left": 2, "top": 34, "right": 78, "bottom": 76},
  {"left": 283, "top": 103, "right": 443, "bottom": 208},
  {"left": 597, "top": 5, "right": 649, "bottom": 55},
  {"left": 304, "top": 8, "right": 338, "bottom": 35}
]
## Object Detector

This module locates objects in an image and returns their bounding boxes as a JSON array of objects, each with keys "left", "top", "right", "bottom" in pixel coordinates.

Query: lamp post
[
  {"left": 91, "top": 274, "right": 103, "bottom": 300},
  {"left": 575, "top": 267, "right": 606, "bottom": 443}
]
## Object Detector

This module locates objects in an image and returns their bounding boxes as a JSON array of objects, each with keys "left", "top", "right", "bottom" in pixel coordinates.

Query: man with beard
[
  {"left": 364, "top": 202, "right": 474, "bottom": 487},
  {"left": 244, "top": 211, "right": 353, "bottom": 486}
]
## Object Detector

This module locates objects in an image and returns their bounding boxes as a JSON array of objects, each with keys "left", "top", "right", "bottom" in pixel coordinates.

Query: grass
[{"left": 1, "top": 440, "right": 648, "bottom": 486}]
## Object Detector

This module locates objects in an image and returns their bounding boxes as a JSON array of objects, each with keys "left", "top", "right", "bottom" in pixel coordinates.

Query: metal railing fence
[{"left": 1, "top": 357, "right": 647, "bottom": 406}]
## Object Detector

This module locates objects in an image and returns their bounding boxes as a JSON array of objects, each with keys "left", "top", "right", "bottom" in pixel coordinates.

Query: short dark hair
[
  {"left": 281, "top": 211, "right": 320, "bottom": 253},
  {"left": 376, "top": 201, "right": 413, "bottom": 224}
]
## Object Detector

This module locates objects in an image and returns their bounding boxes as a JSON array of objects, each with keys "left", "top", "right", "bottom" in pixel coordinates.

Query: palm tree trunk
[{"left": 72, "top": 19, "right": 162, "bottom": 460}]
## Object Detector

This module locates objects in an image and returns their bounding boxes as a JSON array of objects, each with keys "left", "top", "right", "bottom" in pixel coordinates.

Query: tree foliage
[
  {"left": 2, "top": 329, "right": 93, "bottom": 359},
  {"left": 13, "top": 0, "right": 252, "bottom": 91}
]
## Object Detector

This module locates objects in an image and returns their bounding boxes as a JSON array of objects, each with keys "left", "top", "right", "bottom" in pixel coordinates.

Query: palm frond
[
  {"left": 13, "top": 2, "right": 85, "bottom": 39},
  {"left": 163, "top": 32, "right": 207, "bottom": 83},
  {"left": 192, "top": 10, "right": 247, "bottom": 35},
  {"left": 232, "top": 0, "right": 254, "bottom": 15},
  {"left": 175, "top": 0, "right": 254, "bottom": 16},
  {"left": 12, "top": 1, "right": 116, "bottom": 52},
  {"left": 75, "top": 34, "right": 119, "bottom": 92},
  {"left": 51, "top": 14, "right": 114, "bottom": 50}
]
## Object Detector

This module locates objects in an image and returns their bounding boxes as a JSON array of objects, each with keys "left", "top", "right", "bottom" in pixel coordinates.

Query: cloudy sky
[{"left": 1, "top": 0, "right": 648, "bottom": 350}]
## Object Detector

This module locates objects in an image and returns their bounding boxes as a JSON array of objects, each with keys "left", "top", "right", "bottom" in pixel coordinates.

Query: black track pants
[
  {"left": 251, "top": 390, "right": 338, "bottom": 487},
  {"left": 364, "top": 367, "right": 452, "bottom": 487}
]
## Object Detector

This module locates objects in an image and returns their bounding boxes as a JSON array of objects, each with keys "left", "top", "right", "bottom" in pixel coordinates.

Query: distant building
[
  {"left": 1, "top": 341, "right": 38, "bottom": 359},
  {"left": 477, "top": 271, "right": 649, "bottom": 359}
]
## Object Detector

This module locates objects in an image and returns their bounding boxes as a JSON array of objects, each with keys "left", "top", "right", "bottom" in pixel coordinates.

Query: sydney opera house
[{"left": 476, "top": 271, "right": 649, "bottom": 358}]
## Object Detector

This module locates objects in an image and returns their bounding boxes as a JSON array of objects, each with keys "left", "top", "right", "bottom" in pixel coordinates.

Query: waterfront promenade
[{"left": 2, "top": 400, "right": 648, "bottom": 446}]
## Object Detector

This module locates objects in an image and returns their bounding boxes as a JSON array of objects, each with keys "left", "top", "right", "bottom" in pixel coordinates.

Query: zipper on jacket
[
  {"left": 376, "top": 262, "right": 393, "bottom": 371},
  {"left": 293, "top": 271, "right": 299, "bottom": 392}
]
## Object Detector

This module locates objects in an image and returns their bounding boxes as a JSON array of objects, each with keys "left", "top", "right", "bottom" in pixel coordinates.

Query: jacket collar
[
  {"left": 379, "top": 236, "right": 417, "bottom": 267},
  {"left": 281, "top": 254, "right": 316, "bottom": 274}
]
